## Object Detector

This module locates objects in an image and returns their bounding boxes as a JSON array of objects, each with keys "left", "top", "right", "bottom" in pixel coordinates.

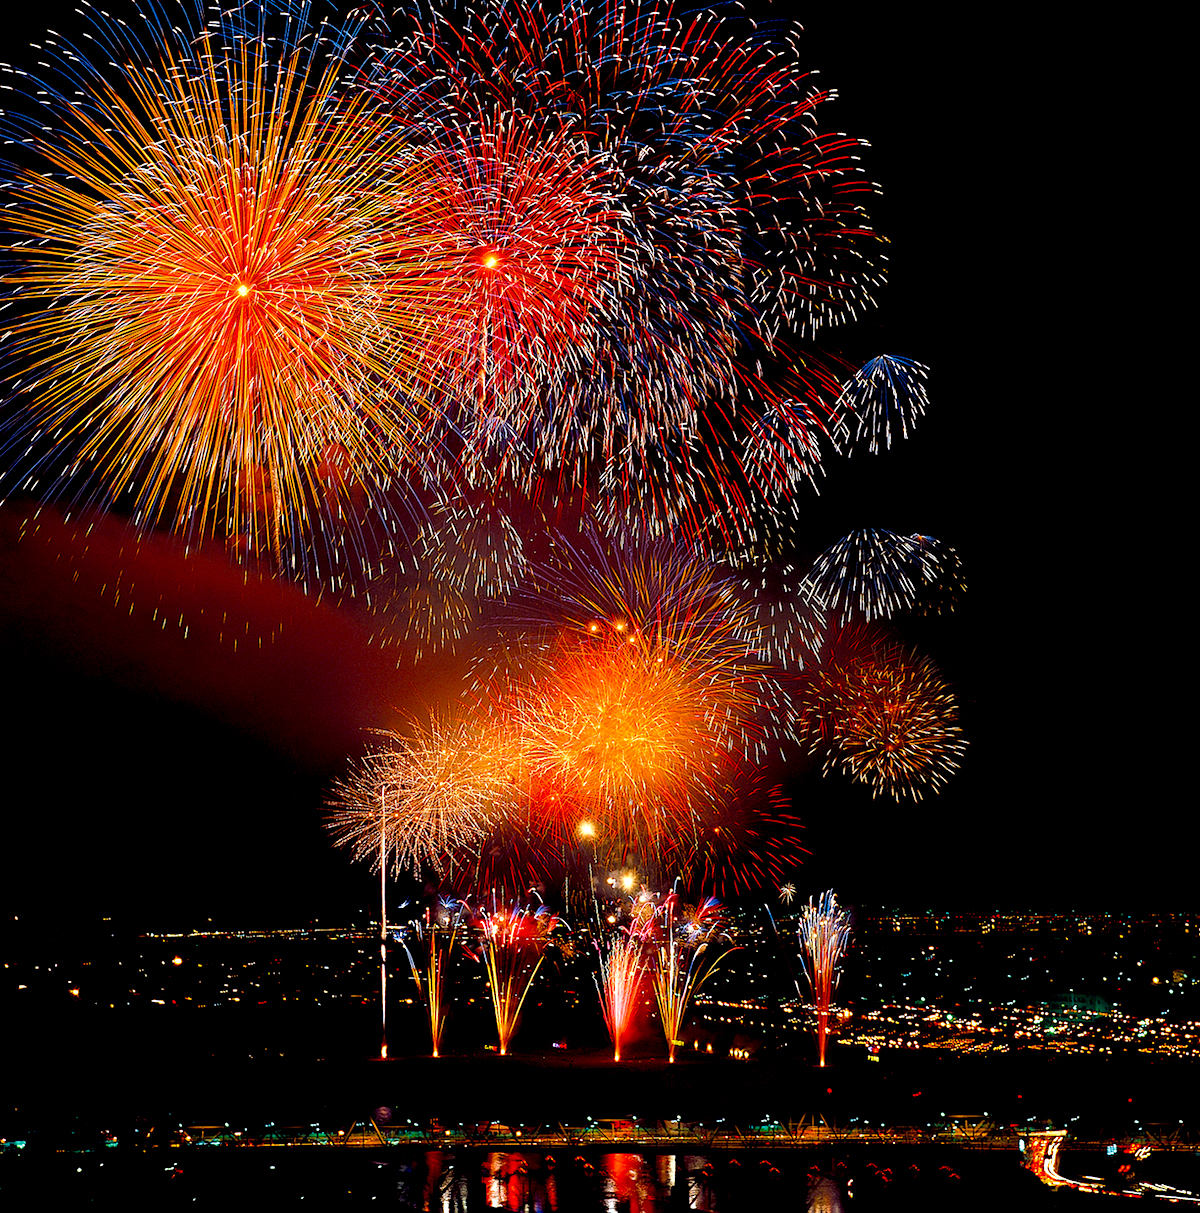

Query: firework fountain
[
  {"left": 594, "top": 931, "right": 650, "bottom": 1062},
  {"left": 394, "top": 900, "right": 469, "bottom": 1058},
  {"left": 652, "top": 894, "right": 733, "bottom": 1063},
  {"left": 798, "top": 890, "right": 853, "bottom": 1067},
  {"left": 480, "top": 899, "right": 559, "bottom": 1055}
]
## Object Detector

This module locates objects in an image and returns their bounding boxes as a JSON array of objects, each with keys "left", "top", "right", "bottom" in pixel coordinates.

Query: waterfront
[
  {"left": 5, "top": 1044, "right": 1199, "bottom": 1209},
  {"left": 2, "top": 1142, "right": 1146, "bottom": 1209}
]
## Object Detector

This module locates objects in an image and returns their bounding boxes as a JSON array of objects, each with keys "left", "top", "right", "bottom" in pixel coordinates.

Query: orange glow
[{"left": 235, "top": 282, "right": 251, "bottom": 297}]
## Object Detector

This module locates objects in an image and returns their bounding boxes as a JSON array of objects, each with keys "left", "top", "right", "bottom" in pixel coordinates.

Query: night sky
[{"left": 0, "top": 2, "right": 1169, "bottom": 931}]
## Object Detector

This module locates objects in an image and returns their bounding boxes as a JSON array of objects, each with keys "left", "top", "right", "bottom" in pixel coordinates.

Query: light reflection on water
[
  {"left": 405, "top": 1147, "right": 840, "bottom": 1212},
  {"left": 805, "top": 1174, "right": 846, "bottom": 1213}
]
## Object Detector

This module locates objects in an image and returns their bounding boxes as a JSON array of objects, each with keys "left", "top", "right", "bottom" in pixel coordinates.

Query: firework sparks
[
  {"left": 326, "top": 712, "right": 514, "bottom": 875},
  {"left": 480, "top": 900, "right": 558, "bottom": 1055},
  {"left": 798, "top": 890, "right": 852, "bottom": 1067},
  {"left": 364, "top": 0, "right": 884, "bottom": 539},
  {"left": 594, "top": 931, "right": 650, "bottom": 1062},
  {"left": 805, "top": 643, "right": 966, "bottom": 800},
  {"left": 724, "top": 560, "right": 827, "bottom": 671},
  {"left": 394, "top": 899, "right": 468, "bottom": 1057},
  {"left": 908, "top": 536, "right": 966, "bottom": 616},
  {"left": 416, "top": 497, "right": 530, "bottom": 600},
  {"left": 803, "top": 528, "right": 945, "bottom": 622},
  {"left": 836, "top": 356, "right": 930, "bottom": 454},
  {"left": 0, "top": 1, "right": 443, "bottom": 579},
  {"left": 651, "top": 895, "right": 732, "bottom": 1063}
]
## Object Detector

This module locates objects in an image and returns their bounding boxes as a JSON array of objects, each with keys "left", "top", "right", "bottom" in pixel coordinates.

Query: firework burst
[
  {"left": 363, "top": 0, "right": 884, "bottom": 540},
  {"left": 504, "top": 529, "right": 781, "bottom": 756},
  {"left": 0, "top": 1, "right": 443, "bottom": 578},
  {"left": 327, "top": 712, "right": 515, "bottom": 875},
  {"left": 836, "top": 355, "right": 930, "bottom": 454},
  {"left": 513, "top": 631, "right": 733, "bottom": 847},
  {"left": 803, "top": 528, "right": 946, "bottom": 622},
  {"left": 805, "top": 643, "right": 966, "bottom": 800}
]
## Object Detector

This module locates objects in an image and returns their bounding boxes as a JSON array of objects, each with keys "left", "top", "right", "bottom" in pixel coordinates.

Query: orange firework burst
[
  {"left": 806, "top": 643, "right": 966, "bottom": 800},
  {"left": 506, "top": 530, "right": 779, "bottom": 757},
  {"left": 1, "top": 3, "right": 442, "bottom": 573},
  {"left": 513, "top": 632, "right": 732, "bottom": 851},
  {"left": 327, "top": 712, "right": 516, "bottom": 875}
]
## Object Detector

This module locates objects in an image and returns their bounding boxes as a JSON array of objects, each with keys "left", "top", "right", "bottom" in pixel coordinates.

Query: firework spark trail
[
  {"left": 0, "top": 0, "right": 446, "bottom": 580},
  {"left": 651, "top": 895, "right": 732, "bottom": 1063},
  {"left": 723, "top": 560, "right": 827, "bottom": 670},
  {"left": 797, "top": 889, "right": 852, "bottom": 1067},
  {"left": 394, "top": 899, "right": 468, "bottom": 1057},
  {"left": 806, "top": 643, "right": 966, "bottom": 800},
  {"left": 326, "top": 712, "right": 515, "bottom": 874},
  {"left": 363, "top": 0, "right": 884, "bottom": 542},
  {"left": 594, "top": 931, "right": 650, "bottom": 1062},
  {"left": 480, "top": 900, "right": 557, "bottom": 1054}
]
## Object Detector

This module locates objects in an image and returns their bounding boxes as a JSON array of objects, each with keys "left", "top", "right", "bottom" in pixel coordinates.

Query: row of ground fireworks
[
  {"left": 1, "top": 0, "right": 967, "bottom": 893},
  {"left": 386, "top": 888, "right": 852, "bottom": 1065}
]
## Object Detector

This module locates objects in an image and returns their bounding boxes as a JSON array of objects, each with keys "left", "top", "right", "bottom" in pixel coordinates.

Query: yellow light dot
[{"left": 236, "top": 283, "right": 251, "bottom": 297}]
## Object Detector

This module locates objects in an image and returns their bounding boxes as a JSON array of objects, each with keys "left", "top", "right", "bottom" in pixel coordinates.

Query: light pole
[{"left": 379, "top": 790, "right": 388, "bottom": 1060}]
